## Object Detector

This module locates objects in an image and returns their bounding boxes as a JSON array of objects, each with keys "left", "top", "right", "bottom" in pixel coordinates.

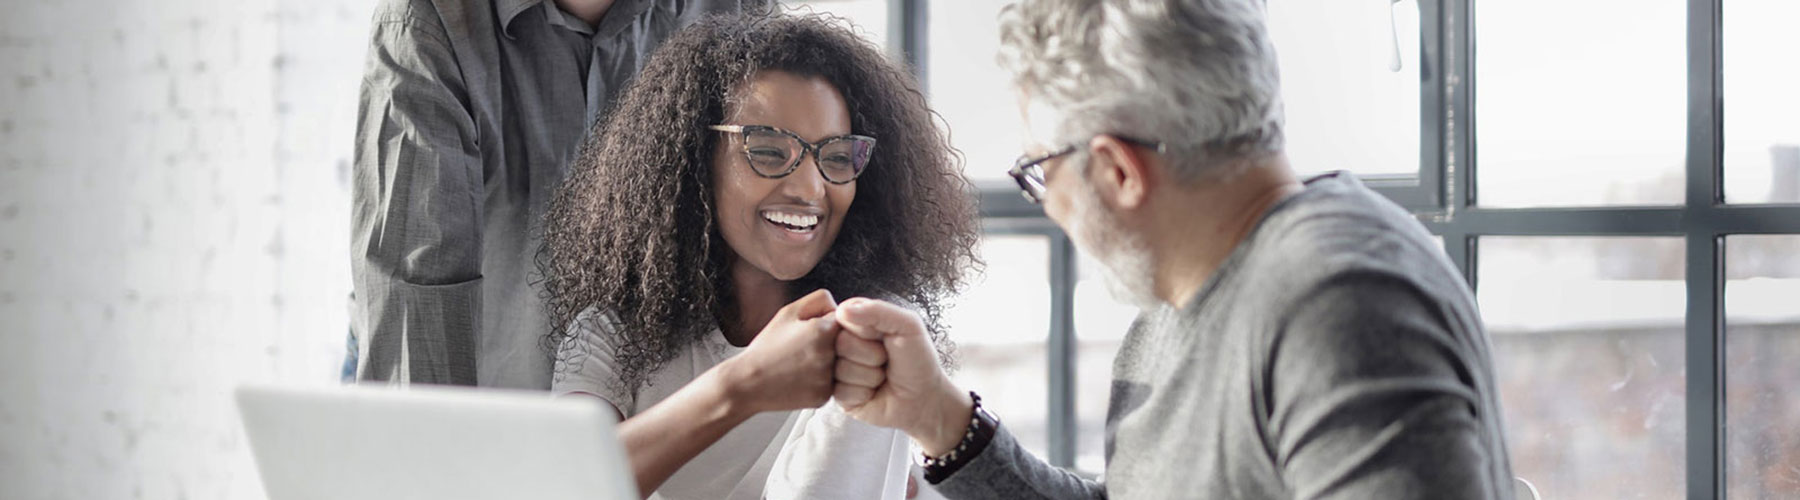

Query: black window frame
[{"left": 878, "top": 0, "right": 1800, "bottom": 495}]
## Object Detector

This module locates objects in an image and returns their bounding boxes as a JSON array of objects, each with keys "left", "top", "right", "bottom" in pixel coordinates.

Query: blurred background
[{"left": 2, "top": 0, "right": 1796, "bottom": 499}]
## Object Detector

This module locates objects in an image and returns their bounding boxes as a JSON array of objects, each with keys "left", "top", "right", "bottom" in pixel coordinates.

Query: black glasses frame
[
  {"left": 710, "top": 124, "right": 876, "bottom": 185},
  {"left": 1007, "top": 135, "right": 1165, "bottom": 204}
]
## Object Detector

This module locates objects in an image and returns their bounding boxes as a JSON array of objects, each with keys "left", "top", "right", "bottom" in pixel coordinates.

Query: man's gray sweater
[{"left": 936, "top": 173, "right": 1514, "bottom": 499}]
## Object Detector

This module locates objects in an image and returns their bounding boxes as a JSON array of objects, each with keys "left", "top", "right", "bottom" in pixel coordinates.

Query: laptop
[{"left": 236, "top": 384, "right": 638, "bottom": 500}]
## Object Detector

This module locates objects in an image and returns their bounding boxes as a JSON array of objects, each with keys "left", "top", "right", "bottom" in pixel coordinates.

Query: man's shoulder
[
  {"left": 370, "top": 0, "right": 497, "bottom": 33},
  {"left": 1259, "top": 181, "right": 1422, "bottom": 255},
  {"left": 370, "top": 0, "right": 438, "bottom": 24},
  {"left": 1225, "top": 174, "right": 1466, "bottom": 317},
  {"left": 1259, "top": 173, "right": 1426, "bottom": 255}
]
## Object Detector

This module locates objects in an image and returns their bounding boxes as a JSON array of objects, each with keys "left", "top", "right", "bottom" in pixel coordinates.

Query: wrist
[
  {"left": 911, "top": 382, "right": 974, "bottom": 457},
  {"left": 701, "top": 359, "right": 760, "bottom": 421}
]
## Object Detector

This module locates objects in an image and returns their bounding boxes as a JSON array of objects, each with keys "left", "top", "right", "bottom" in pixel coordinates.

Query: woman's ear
[{"left": 1087, "top": 135, "right": 1157, "bottom": 211}]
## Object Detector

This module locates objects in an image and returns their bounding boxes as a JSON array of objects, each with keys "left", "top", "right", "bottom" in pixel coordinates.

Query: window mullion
[
  {"left": 1046, "top": 231, "right": 1077, "bottom": 469},
  {"left": 1683, "top": 0, "right": 1725, "bottom": 497}
]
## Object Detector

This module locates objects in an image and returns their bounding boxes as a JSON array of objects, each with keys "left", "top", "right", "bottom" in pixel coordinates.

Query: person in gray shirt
[
  {"left": 824, "top": 0, "right": 1516, "bottom": 498},
  {"left": 350, "top": 0, "right": 763, "bottom": 388}
]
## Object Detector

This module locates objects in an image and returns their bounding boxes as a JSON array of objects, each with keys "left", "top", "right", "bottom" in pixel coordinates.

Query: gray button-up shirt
[{"left": 351, "top": 0, "right": 760, "bottom": 388}]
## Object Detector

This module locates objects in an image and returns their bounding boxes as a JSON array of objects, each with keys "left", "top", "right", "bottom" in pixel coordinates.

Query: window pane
[
  {"left": 786, "top": 0, "right": 890, "bottom": 52},
  {"left": 1071, "top": 252, "right": 1139, "bottom": 474},
  {"left": 1269, "top": 0, "right": 1421, "bottom": 177},
  {"left": 926, "top": 0, "right": 1017, "bottom": 182},
  {"left": 1478, "top": 237, "right": 1686, "bottom": 499},
  {"left": 1723, "top": 2, "right": 1800, "bottom": 204},
  {"left": 944, "top": 234, "right": 1050, "bottom": 457},
  {"left": 930, "top": 0, "right": 1427, "bottom": 182},
  {"left": 1475, "top": 1, "right": 1686, "bottom": 207},
  {"left": 1724, "top": 235, "right": 1800, "bottom": 499}
]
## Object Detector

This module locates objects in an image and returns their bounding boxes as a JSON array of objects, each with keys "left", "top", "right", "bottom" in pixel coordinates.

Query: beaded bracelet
[{"left": 920, "top": 391, "right": 998, "bottom": 484}]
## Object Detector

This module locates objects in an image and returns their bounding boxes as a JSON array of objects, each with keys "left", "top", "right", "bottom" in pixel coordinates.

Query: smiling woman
[
  {"left": 535, "top": 11, "right": 979, "bottom": 499},
  {"left": 708, "top": 73, "right": 867, "bottom": 285},
  {"left": 539, "top": 11, "right": 976, "bottom": 414}
]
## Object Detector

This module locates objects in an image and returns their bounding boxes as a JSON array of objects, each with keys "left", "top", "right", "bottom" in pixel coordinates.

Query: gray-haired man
[{"left": 826, "top": 0, "right": 1515, "bottom": 497}]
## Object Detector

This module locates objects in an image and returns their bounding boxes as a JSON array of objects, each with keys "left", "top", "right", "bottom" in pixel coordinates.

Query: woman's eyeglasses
[
  {"left": 1007, "top": 136, "right": 1163, "bottom": 204},
  {"left": 710, "top": 125, "right": 876, "bottom": 185}
]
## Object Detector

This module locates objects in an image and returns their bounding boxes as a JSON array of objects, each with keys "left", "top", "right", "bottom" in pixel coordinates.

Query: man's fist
[{"left": 830, "top": 298, "right": 974, "bottom": 456}]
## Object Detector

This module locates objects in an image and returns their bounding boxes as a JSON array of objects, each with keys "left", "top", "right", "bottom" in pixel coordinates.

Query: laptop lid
[{"left": 236, "top": 384, "right": 637, "bottom": 500}]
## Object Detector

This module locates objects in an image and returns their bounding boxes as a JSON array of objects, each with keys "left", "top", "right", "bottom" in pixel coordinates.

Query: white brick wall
[{"left": 0, "top": 0, "right": 371, "bottom": 498}]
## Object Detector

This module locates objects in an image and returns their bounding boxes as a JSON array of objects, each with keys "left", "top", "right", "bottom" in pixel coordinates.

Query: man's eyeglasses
[
  {"left": 710, "top": 125, "right": 876, "bottom": 185},
  {"left": 1007, "top": 136, "right": 1164, "bottom": 204}
]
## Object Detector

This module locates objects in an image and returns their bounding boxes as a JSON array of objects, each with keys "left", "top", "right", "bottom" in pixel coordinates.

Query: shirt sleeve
[
  {"left": 551, "top": 308, "right": 637, "bottom": 415},
  {"left": 350, "top": 8, "right": 485, "bottom": 385},
  {"left": 764, "top": 403, "right": 912, "bottom": 500},
  {"left": 1267, "top": 273, "right": 1505, "bottom": 499},
  {"left": 931, "top": 424, "right": 1106, "bottom": 500}
]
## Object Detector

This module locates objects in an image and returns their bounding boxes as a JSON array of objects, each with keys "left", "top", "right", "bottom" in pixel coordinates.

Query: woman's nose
[{"left": 779, "top": 153, "right": 828, "bottom": 200}]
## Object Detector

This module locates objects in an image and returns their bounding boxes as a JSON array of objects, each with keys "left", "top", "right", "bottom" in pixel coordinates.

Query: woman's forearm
[{"left": 614, "top": 362, "right": 755, "bottom": 498}]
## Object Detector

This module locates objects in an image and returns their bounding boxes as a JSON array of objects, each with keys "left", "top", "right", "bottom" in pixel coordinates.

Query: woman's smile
[{"left": 760, "top": 209, "right": 822, "bottom": 239}]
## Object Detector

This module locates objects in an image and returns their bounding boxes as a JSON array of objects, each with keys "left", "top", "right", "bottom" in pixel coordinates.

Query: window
[
  {"left": 1479, "top": 237, "right": 1687, "bottom": 499},
  {"left": 1432, "top": 1, "right": 1800, "bottom": 497},
  {"left": 1722, "top": 1, "right": 1800, "bottom": 204},
  {"left": 1474, "top": 0, "right": 1687, "bottom": 208},
  {"left": 1268, "top": 0, "right": 1422, "bottom": 178},
  {"left": 926, "top": 0, "right": 1021, "bottom": 183},
  {"left": 924, "top": 0, "right": 1438, "bottom": 185},
  {"left": 823, "top": 2, "right": 1800, "bottom": 498},
  {"left": 942, "top": 233, "right": 1053, "bottom": 458},
  {"left": 1723, "top": 235, "right": 1800, "bottom": 499}
]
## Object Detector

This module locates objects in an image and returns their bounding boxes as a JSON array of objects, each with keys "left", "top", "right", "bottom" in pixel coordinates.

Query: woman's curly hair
[{"left": 538, "top": 12, "right": 981, "bottom": 395}]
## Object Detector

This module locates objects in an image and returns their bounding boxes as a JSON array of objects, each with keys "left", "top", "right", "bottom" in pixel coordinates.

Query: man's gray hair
[{"left": 998, "top": 0, "right": 1284, "bottom": 181}]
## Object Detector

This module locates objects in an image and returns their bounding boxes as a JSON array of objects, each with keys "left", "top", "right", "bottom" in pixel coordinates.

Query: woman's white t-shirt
[{"left": 551, "top": 308, "right": 911, "bottom": 500}]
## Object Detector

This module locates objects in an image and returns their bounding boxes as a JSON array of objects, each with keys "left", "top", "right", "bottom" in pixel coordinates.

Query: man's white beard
[{"left": 1065, "top": 179, "right": 1163, "bottom": 310}]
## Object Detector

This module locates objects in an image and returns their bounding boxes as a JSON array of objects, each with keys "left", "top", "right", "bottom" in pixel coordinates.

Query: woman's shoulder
[
  {"left": 559, "top": 306, "right": 720, "bottom": 363},
  {"left": 570, "top": 306, "right": 625, "bottom": 335},
  {"left": 554, "top": 306, "right": 631, "bottom": 374}
]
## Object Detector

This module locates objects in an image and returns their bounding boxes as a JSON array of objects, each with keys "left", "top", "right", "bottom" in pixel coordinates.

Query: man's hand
[{"left": 831, "top": 298, "right": 975, "bottom": 456}]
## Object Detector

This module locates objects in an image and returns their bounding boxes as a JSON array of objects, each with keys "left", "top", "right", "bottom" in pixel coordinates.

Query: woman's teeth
[{"left": 762, "top": 211, "right": 819, "bottom": 231}]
